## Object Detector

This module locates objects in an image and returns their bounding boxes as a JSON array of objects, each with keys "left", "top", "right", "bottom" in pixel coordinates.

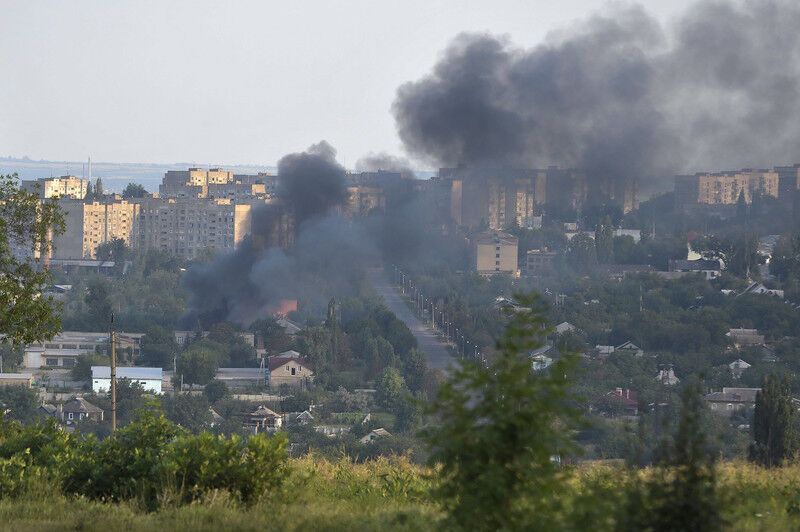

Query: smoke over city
[
  {"left": 182, "top": 142, "right": 371, "bottom": 325},
  {"left": 393, "top": 0, "right": 800, "bottom": 186}
]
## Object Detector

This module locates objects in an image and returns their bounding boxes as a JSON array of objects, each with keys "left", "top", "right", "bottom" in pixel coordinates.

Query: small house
[
  {"left": 615, "top": 341, "right": 644, "bottom": 357},
  {"left": 728, "top": 359, "right": 751, "bottom": 379},
  {"left": 267, "top": 355, "right": 314, "bottom": 388},
  {"left": 655, "top": 367, "right": 680, "bottom": 386},
  {"left": 249, "top": 406, "right": 283, "bottom": 432},
  {"left": 360, "top": 427, "right": 392, "bottom": 444},
  {"left": 61, "top": 397, "right": 104, "bottom": 424},
  {"left": 705, "top": 387, "right": 760, "bottom": 413},
  {"left": 727, "top": 328, "right": 765, "bottom": 347}
]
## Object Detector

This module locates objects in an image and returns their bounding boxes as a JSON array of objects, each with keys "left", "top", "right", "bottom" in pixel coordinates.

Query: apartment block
[
  {"left": 136, "top": 198, "right": 252, "bottom": 258},
  {"left": 159, "top": 167, "right": 235, "bottom": 198},
  {"left": 472, "top": 230, "right": 519, "bottom": 276},
  {"left": 346, "top": 185, "right": 385, "bottom": 217},
  {"left": 52, "top": 199, "right": 140, "bottom": 259},
  {"left": 675, "top": 169, "right": 779, "bottom": 205},
  {"left": 21, "top": 176, "right": 88, "bottom": 199}
]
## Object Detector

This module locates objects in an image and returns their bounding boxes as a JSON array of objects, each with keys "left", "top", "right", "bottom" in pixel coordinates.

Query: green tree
[
  {"left": 94, "top": 178, "right": 104, "bottom": 198},
  {"left": 178, "top": 346, "right": 218, "bottom": 385},
  {"left": 750, "top": 374, "right": 796, "bottom": 467},
  {"left": 375, "top": 367, "right": 407, "bottom": 411},
  {"left": 628, "top": 379, "right": 723, "bottom": 532},
  {"left": 403, "top": 348, "right": 427, "bottom": 393},
  {"left": 203, "top": 379, "right": 230, "bottom": 403},
  {"left": 121, "top": 182, "right": 147, "bottom": 199},
  {"left": 0, "top": 385, "right": 40, "bottom": 423},
  {"left": 425, "top": 293, "right": 580, "bottom": 530},
  {"left": 71, "top": 352, "right": 109, "bottom": 381},
  {"left": 162, "top": 394, "right": 212, "bottom": 433},
  {"left": 566, "top": 232, "right": 597, "bottom": 274},
  {"left": 595, "top": 215, "right": 614, "bottom": 264},
  {"left": 0, "top": 175, "right": 65, "bottom": 344},
  {"left": 84, "top": 278, "right": 112, "bottom": 330}
]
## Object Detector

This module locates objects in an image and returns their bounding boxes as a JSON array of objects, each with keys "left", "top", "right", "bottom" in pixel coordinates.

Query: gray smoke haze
[
  {"left": 355, "top": 152, "right": 416, "bottom": 178},
  {"left": 393, "top": 0, "right": 800, "bottom": 185},
  {"left": 183, "top": 142, "right": 360, "bottom": 326}
]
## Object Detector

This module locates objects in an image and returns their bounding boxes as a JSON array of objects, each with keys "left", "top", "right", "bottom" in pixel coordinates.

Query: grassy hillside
[{"left": 0, "top": 458, "right": 798, "bottom": 531}]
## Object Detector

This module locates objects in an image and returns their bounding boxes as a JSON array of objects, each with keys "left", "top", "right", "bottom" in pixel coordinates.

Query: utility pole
[{"left": 110, "top": 313, "right": 117, "bottom": 432}]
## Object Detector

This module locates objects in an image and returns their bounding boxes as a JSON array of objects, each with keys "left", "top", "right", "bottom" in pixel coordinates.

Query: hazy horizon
[{"left": 1, "top": 1, "right": 692, "bottom": 167}]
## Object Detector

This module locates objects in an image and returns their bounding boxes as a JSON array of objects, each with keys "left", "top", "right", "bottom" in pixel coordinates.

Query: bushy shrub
[{"left": 161, "top": 431, "right": 287, "bottom": 504}]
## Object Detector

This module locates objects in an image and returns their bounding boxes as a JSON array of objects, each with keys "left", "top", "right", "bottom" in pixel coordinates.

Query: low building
[
  {"left": 249, "top": 406, "right": 283, "bottom": 433},
  {"left": 739, "top": 282, "right": 784, "bottom": 299},
  {"left": 472, "top": 230, "right": 519, "bottom": 276},
  {"left": 613, "top": 229, "right": 641, "bottom": 243},
  {"left": 174, "top": 330, "right": 256, "bottom": 348},
  {"left": 615, "top": 341, "right": 644, "bottom": 357},
  {"left": 554, "top": 322, "right": 577, "bottom": 335},
  {"left": 360, "top": 427, "right": 392, "bottom": 444},
  {"left": 728, "top": 359, "right": 752, "bottom": 379},
  {"left": 24, "top": 331, "right": 144, "bottom": 369},
  {"left": 705, "top": 387, "right": 760, "bottom": 413},
  {"left": 727, "top": 328, "right": 765, "bottom": 347},
  {"left": 91, "top": 366, "right": 163, "bottom": 394},
  {"left": 525, "top": 248, "right": 557, "bottom": 276},
  {"left": 267, "top": 355, "right": 314, "bottom": 388},
  {"left": 655, "top": 367, "right": 680, "bottom": 386},
  {"left": 668, "top": 258, "right": 722, "bottom": 280},
  {"left": 0, "top": 373, "right": 34, "bottom": 388},
  {"left": 603, "top": 388, "right": 639, "bottom": 416},
  {"left": 61, "top": 397, "right": 104, "bottom": 424}
]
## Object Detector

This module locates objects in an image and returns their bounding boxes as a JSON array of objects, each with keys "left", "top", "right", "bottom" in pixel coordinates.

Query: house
[
  {"left": 215, "top": 368, "right": 267, "bottom": 388},
  {"left": 23, "top": 331, "right": 145, "bottom": 369},
  {"left": 531, "top": 354, "right": 553, "bottom": 372},
  {"left": 655, "top": 367, "right": 680, "bottom": 385},
  {"left": 209, "top": 407, "right": 223, "bottom": 426},
  {"left": 597, "top": 264, "right": 654, "bottom": 281},
  {"left": 594, "top": 345, "right": 615, "bottom": 357},
  {"left": 761, "top": 345, "right": 779, "bottom": 363},
  {"left": 249, "top": 406, "right": 283, "bottom": 432},
  {"left": 613, "top": 229, "right": 641, "bottom": 243},
  {"left": 295, "top": 410, "right": 314, "bottom": 425},
  {"left": 267, "top": 355, "right": 314, "bottom": 388},
  {"left": 38, "top": 404, "right": 58, "bottom": 419},
  {"left": 728, "top": 359, "right": 752, "bottom": 379},
  {"left": 667, "top": 258, "right": 722, "bottom": 280},
  {"left": 739, "top": 282, "right": 784, "bottom": 299},
  {"left": 275, "top": 317, "right": 302, "bottom": 336},
  {"left": 494, "top": 296, "right": 529, "bottom": 313},
  {"left": 0, "top": 373, "right": 34, "bottom": 388},
  {"left": 615, "top": 341, "right": 644, "bottom": 357},
  {"left": 727, "top": 328, "right": 765, "bottom": 347},
  {"left": 555, "top": 322, "right": 576, "bottom": 335},
  {"left": 360, "top": 427, "right": 392, "bottom": 444},
  {"left": 61, "top": 397, "right": 104, "bottom": 424},
  {"left": 705, "top": 387, "right": 760, "bottom": 413},
  {"left": 603, "top": 388, "right": 639, "bottom": 416},
  {"left": 91, "top": 366, "right": 163, "bottom": 394},
  {"left": 174, "top": 330, "right": 255, "bottom": 348}
]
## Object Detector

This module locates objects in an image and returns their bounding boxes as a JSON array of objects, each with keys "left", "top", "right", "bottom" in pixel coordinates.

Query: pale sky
[{"left": 0, "top": 1, "right": 693, "bottom": 167}]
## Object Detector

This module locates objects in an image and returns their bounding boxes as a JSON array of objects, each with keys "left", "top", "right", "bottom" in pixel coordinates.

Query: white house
[
  {"left": 655, "top": 368, "right": 680, "bottom": 386},
  {"left": 92, "top": 366, "right": 163, "bottom": 394},
  {"left": 728, "top": 359, "right": 752, "bottom": 379},
  {"left": 531, "top": 354, "right": 553, "bottom": 372},
  {"left": 555, "top": 322, "right": 576, "bottom": 335}
]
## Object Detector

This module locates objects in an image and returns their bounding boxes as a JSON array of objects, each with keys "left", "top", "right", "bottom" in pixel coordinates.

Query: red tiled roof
[{"left": 268, "top": 356, "right": 313, "bottom": 372}]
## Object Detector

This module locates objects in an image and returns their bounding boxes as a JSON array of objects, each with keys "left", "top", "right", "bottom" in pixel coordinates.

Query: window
[
  {"left": 46, "top": 358, "right": 59, "bottom": 366},
  {"left": 495, "top": 253, "right": 500, "bottom": 258},
  {"left": 291, "top": 367, "right": 296, "bottom": 376},
  {"left": 68, "top": 413, "right": 73, "bottom": 420}
]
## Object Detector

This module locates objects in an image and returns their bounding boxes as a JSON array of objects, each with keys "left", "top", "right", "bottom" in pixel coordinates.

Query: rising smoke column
[
  {"left": 182, "top": 141, "right": 352, "bottom": 326},
  {"left": 392, "top": 0, "right": 800, "bottom": 186}
]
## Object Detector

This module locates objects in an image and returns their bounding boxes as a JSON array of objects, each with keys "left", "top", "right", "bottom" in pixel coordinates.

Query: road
[{"left": 367, "top": 268, "right": 454, "bottom": 372}]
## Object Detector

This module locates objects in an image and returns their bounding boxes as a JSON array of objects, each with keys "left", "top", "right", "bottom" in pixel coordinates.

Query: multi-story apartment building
[
  {"left": 472, "top": 230, "right": 519, "bottom": 276},
  {"left": 51, "top": 200, "right": 140, "bottom": 259},
  {"left": 346, "top": 185, "right": 385, "bottom": 217},
  {"left": 21, "top": 176, "right": 88, "bottom": 199},
  {"left": 159, "top": 167, "right": 235, "bottom": 198},
  {"left": 136, "top": 198, "right": 252, "bottom": 258},
  {"left": 675, "top": 169, "right": 779, "bottom": 205}
]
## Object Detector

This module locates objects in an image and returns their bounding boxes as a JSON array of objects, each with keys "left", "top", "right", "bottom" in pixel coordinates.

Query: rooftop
[{"left": 91, "top": 366, "right": 162, "bottom": 380}]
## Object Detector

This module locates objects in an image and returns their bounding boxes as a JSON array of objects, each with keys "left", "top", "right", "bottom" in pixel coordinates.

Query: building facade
[
  {"left": 51, "top": 200, "right": 140, "bottom": 259},
  {"left": 675, "top": 169, "right": 779, "bottom": 206},
  {"left": 472, "top": 230, "right": 519, "bottom": 276},
  {"left": 21, "top": 176, "right": 88, "bottom": 199}
]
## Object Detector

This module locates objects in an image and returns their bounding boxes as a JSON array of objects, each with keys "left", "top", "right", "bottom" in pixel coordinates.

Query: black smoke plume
[
  {"left": 182, "top": 142, "right": 360, "bottom": 326},
  {"left": 393, "top": 0, "right": 800, "bottom": 188}
]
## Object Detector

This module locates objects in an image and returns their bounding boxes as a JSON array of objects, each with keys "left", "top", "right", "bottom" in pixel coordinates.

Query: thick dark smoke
[
  {"left": 277, "top": 141, "right": 349, "bottom": 225},
  {"left": 182, "top": 143, "right": 362, "bottom": 326},
  {"left": 393, "top": 0, "right": 800, "bottom": 186},
  {"left": 355, "top": 152, "right": 416, "bottom": 178}
]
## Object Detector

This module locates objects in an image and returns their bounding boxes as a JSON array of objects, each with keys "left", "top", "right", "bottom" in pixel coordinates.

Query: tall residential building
[
  {"left": 21, "top": 176, "right": 88, "bottom": 199},
  {"left": 346, "top": 185, "right": 385, "bottom": 217},
  {"left": 675, "top": 169, "right": 779, "bottom": 206},
  {"left": 51, "top": 200, "right": 140, "bottom": 259},
  {"left": 159, "top": 167, "right": 235, "bottom": 198},
  {"left": 472, "top": 230, "right": 519, "bottom": 276},
  {"left": 136, "top": 198, "right": 252, "bottom": 258}
]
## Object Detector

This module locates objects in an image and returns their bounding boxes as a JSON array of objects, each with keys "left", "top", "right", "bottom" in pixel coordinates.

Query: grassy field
[{"left": 0, "top": 458, "right": 798, "bottom": 531}]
